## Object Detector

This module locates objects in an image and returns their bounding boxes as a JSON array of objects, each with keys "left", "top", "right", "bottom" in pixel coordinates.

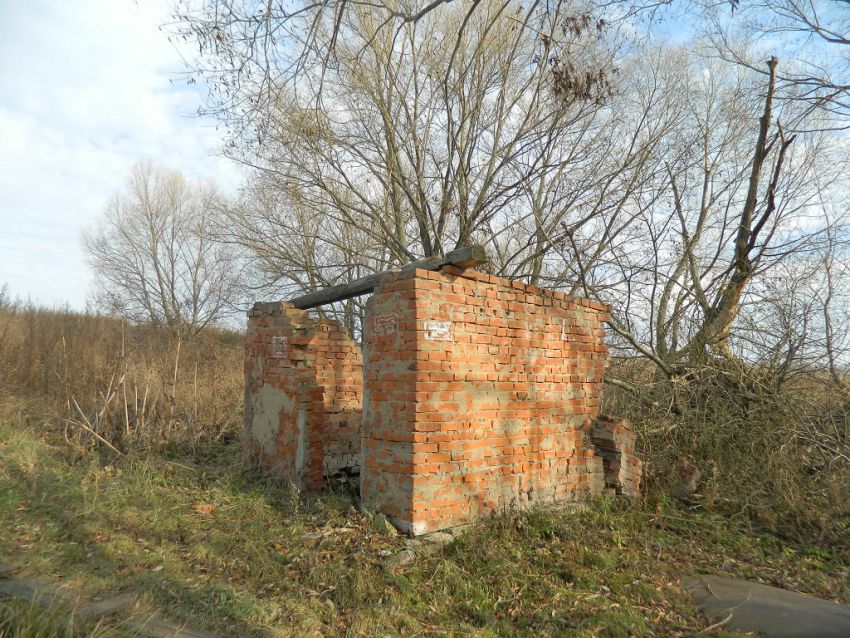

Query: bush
[{"left": 604, "top": 357, "right": 850, "bottom": 551}]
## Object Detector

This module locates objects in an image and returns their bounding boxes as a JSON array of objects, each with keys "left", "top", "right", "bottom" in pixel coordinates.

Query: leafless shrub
[{"left": 605, "top": 357, "right": 850, "bottom": 546}]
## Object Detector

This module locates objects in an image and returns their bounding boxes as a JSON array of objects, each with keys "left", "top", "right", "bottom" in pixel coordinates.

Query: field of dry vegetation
[
  {"left": 0, "top": 302, "right": 848, "bottom": 637},
  {"left": 0, "top": 301, "right": 244, "bottom": 455}
]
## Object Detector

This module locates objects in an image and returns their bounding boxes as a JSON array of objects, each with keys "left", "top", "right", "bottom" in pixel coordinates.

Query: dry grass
[
  {"left": 0, "top": 304, "right": 848, "bottom": 635},
  {"left": 604, "top": 357, "right": 850, "bottom": 551},
  {"left": 1, "top": 418, "right": 848, "bottom": 637},
  {"left": 0, "top": 301, "right": 243, "bottom": 455}
]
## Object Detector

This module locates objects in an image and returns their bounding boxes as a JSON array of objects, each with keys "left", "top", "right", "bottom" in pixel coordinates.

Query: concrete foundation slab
[{"left": 684, "top": 574, "right": 850, "bottom": 637}]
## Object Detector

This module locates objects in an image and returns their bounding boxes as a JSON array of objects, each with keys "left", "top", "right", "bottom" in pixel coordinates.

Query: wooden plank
[
  {"left": 288, "top": 272, "right": 386, "bottom": 311},
  {"left": 446, "top": 244, "right": 489, "bottom": 269},
  {"left": 399, "top": 245, "right": 489, "bottom": 271},
  {"left": 288, "top": 245, "right": 489, "bottom": 310}
]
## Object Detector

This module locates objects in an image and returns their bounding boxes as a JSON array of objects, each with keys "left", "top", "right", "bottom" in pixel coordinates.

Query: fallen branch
[{"left": 68, "top": 397, "right": 125, "bottom": 457}]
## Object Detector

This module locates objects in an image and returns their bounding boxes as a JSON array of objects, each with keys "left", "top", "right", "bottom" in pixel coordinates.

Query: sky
[{"left": 0, "top": 0, "right": 242, "bottom": 310}]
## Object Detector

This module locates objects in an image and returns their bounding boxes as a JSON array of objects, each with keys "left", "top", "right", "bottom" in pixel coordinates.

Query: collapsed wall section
[
  {"left": 361, "top": 266, "right": 611, "bottom": 535},
  {"left": 591, "top": 415, "right": 643, "bottom": 498},
  {"left": 244, "top": 302, "right": 363, "bottom": 489}
]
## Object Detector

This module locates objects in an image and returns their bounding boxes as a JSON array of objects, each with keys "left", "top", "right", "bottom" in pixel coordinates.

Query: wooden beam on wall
[{"left": 288, "top": 245, "right": 489, "bottom": 310}]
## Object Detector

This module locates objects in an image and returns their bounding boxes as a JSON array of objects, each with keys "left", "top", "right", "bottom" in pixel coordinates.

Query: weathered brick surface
[
  {"left": 361, "top": 266, "right": 613, "bottom": 535},
  {"left": 244, "top": 303, "right": 362, "bottom": 488}
]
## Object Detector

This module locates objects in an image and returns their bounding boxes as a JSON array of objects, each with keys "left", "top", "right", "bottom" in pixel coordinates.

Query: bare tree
[
  {"left": 83, "top": 161, "right": 242, "bottom": 337},
  {"left": 175, "top": 1, "right": 850, "bottom": 403},
  {"left": 560, "top": 50, "right": 850, "bottom": 409},
  {"left": 219, "top": 174, "right": 385, "bottom": 334},
  {"left": 698, "top": 0, "right": 850, "bottom": 124},
  {"left": 172, "top": 0, "right": 502, "bottom": 127},
  {"left": 207, "top": 0, "right": 682, "bottom": 306}
]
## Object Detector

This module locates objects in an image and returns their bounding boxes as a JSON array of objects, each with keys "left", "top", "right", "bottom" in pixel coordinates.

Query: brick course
[
  {"left": 591, "top": 415, "right": 643, "bottom": 497},
  {"left": 360, "top": 266, "right": 613, "bottom": 535}
]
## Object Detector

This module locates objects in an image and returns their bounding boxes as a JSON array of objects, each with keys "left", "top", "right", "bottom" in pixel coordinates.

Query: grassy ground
[{"left": 1, "top": 420, "right": 848, "bottom": 637}]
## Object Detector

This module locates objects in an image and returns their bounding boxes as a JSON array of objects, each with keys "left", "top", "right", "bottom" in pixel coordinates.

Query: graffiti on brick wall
[
  {"left": 271, "top": 336, "right": 288, "bottom": 358},
  {"left": 424, "top": 321, "right": 452, "bottom": 341},
  {"left": 372, "top": 315, "right": 397, "bottom": 336}
]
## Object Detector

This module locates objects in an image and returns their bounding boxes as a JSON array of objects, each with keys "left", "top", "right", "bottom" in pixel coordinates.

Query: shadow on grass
[
  {"left": 3, "top": 423, "right": 849, "bottom": 637},
  {"left": 0, "top": 431, "right": 350, "bottom": 636}
]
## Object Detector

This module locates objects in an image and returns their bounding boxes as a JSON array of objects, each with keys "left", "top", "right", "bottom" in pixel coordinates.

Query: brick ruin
[
  {"left": 244, "top": 308, "right": 362, "bottom": 489},
  {"left": 244, "top": 258, "right": 642, "bottom": 535}
]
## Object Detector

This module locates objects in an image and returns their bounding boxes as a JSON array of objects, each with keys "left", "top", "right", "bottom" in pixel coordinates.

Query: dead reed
[{"left": 0, "top": 300, "right": 243, "bottom": 455}]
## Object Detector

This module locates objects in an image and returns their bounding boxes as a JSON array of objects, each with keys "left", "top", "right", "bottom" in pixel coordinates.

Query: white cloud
[{"left": 0, "top": 0, "right": 242, "bottom": 309}]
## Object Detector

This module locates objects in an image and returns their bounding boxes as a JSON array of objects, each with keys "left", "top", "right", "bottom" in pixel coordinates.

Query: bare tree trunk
[{"left": 687, "top": 57, "right": 795, "bottom": 363}]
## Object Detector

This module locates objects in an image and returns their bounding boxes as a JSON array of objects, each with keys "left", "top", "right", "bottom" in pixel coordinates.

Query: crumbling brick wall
[
  {"left": 360, "top": 266, "right": 612, "bottom": 535},
  {"left": 591, "top": 416, "right": 643, "bottom": 497},
  {"left": 244, "top": 302, "right": 363, "bottom": 489},
  {"left": 317, "top": 319, "right": 364, "bottom": 475},
  {"left": 246, "top": 266, "right": 642, "bottom": 534}
]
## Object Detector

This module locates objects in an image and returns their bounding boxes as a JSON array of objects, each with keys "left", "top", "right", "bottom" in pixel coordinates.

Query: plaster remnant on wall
[
  {"left": 244, "top": 303, "right": 364, "bottom": 488},
  {"left": 252, "top": 384, "right": 294, "bottom": 458},
  {"left": 295, "top": 404, "right": 307, "bottom": 480}
]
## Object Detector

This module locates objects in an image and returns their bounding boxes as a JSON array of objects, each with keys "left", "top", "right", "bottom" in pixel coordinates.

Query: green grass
[{"left": 1, "top": 420, "right": 848, "bottom": 637}]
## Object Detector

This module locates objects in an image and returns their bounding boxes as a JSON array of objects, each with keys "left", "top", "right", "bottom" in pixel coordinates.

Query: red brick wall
[
  {"left": 315, "top": 319, "right": 364, "bottom": 475},
  {"left": 360, "top": 277, "right": 420, "bottom": 522},
  {"left": 361, "top": 266, "right": 611, "bottom": 535},
  {"left": 244, "top": 303, "right": 363, "bottom": 489},
  {"left": 245, "top": 269, "right": 641, "bottom": 534}
]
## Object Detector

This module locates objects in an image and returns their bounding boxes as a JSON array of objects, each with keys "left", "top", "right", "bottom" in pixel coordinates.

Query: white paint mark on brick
[
  {"left": 424, "top": 321, "right": 452, "bottom": 341},
  {"left": 373, "top": 315, "right": 397, "bottom": 336},
  {"left": 272, "top": 336, "right": 288, "bottom": 358}
]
